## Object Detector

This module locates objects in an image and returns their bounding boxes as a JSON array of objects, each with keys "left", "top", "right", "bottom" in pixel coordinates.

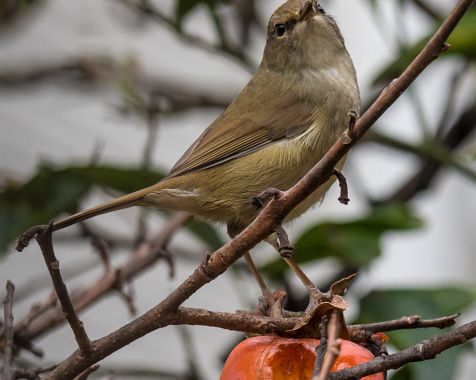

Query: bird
[{"left": 48, "top": 0, "right": 360, "bottom": 303}]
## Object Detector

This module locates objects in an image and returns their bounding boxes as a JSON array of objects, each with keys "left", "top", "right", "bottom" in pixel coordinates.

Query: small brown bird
[{"left": 52, "top": 0, "right": 360, "bottom": 296}]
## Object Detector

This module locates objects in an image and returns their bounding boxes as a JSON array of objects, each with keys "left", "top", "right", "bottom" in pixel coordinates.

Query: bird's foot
[
  {"left": 251, "top": 187, "right": 284, "bottom": 210},
  {"left": 258, "top": 289, "right": 287, "bottom": 318}
]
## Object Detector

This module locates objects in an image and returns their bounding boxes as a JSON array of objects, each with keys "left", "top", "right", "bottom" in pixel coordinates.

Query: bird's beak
[{"left": 299, "top": 1, "right": 317, "bottom": 22}]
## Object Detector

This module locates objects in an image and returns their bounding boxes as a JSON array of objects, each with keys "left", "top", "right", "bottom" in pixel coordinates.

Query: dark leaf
[
  {"left": 357, "top": 288, "right": 475, "bottom": 327},
  {"left": 0, "top": 163, "right": 165, "bottom": 254},
  {"left": 356, "top": 287, "right": 475, "bottom": 380}
]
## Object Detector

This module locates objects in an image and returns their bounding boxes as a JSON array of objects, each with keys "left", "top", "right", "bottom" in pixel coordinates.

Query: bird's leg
[
  {"left": 243, "top": 251, "right": 270, "bottom": 296},
  {"left": 270, "top": 226, "right": 326, "bottom": 304},
  {"left": 228, "top": 222, "right": 283, "bottom": 316},
  {"left": 273, "top": 226, "right": 314, "bottom": 291},
  {"left": 251, "top": 187, "right": 326, "bottom": 304},
  {"left": 243, "top": 251, "right": 286, "bottom": 316}
]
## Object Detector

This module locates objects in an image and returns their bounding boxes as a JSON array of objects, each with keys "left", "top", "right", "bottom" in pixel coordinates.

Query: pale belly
[{"left": 145, "top": 121, "right": 347, "bottom": 230}]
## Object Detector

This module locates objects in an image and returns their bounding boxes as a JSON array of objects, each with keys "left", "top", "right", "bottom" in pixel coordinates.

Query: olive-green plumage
[{"left": 53, "top": 0, "right": 360, "bottom": 238}]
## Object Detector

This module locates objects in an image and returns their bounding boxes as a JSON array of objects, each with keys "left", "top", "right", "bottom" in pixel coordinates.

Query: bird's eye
[
  {"left": 275, "top": 23, "right": 286, "bottom": 37},
  {"left": 316, "top": 3, "right": 326, "bottom": 14}
]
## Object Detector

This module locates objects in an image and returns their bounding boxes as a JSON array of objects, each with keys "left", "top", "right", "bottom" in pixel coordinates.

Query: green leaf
[
  {"left": 356, "top": 287, "right": 475, "bottom": 380},
  {"left": 262, "top": 204, "right": 422, "bottom": 279},
  {"left": 357, "top": 288, "right": 475, "bottom": 327},
  {"left": 0, "top": 163, "right": 166, "bottom": 254},
  {"left": 391, "top": 365, "right": 415, "bottom": 380},
  {"left": 374, "top": 10, "right": 476, "bottom": 83}
]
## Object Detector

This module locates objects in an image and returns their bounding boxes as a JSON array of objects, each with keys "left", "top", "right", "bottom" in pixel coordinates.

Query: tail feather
[{"left": 52, "top": 184, "right": 160, "bottom": 232}]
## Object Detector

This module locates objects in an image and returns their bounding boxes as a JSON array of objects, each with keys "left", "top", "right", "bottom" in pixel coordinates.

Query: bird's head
[{"left": 262, "top": 0, "right": 348, "bottom": 73}]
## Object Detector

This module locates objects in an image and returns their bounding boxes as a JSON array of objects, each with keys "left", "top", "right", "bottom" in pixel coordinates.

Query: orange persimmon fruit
[{"left": 220, "top": 335, "right": 384, "bottom": 380}]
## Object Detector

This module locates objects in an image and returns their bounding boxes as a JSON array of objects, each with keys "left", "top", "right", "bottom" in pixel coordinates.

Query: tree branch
[
  {"left": 351, "top": 314, "right": 459, "bottom": 334},
  {"left": 348, "top": 314, "right": 460, "bottom": 342},
  {"left": 314, "top": 310, "right": 343, "bottom": 380},
  {"left": 378, "top": 101, "right": 476, "bottom": 203},
  {"left": 2, "top": 281, "right": 15, "bottom": 380},
  {"left": 39, "top": 0, "right": 474, "bottom": 377},
  {"left": 330, "top": 320, "right": 476, "bottom": 379},
  {"left": 36, "top": 224, "right": 93, "bottom": 355},
  {"left": 116, "top": 0, "right": 255, "bottom": 71},
  {"left": 173, "top": 307, "right": 300, "bottom": 333},
  {"left": 413, "top": 0, "right": 445, "bottom": 20},
  {"left": 0, "top": 56, "right": 233, "bottom": 113},
  {"left": 5, "top": 213, "right": 191, "bottom": 351}
]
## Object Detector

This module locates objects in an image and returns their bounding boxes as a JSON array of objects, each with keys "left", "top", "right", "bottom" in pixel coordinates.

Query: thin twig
[
  {"left": 314, "top": 317, "right": 329, "bottom": 375},
  {"left": 435, "top": 62, "right": 469, "bottom": 138},
  {"left": 116, "top": 0, "right": 255, "bottom": 71},
  {"left": 35, "top": 224, "right": 93, "bottom": 354},
  {"left": 114, "top": 269, "right": 137, "bottom": 316},
  {"left": 377, "top": 101, "right": 476, "bottom": 203},
  {"left": 90, "top": 234, "right": 111, "bottom": 272},
  {"left": 0, "top": 57, "right": 233, "bottom": 115},
  {"left": 368, "top": 129, "right": 476, "bottom": 183},
  {"left": 14, "top": 364, "right": 58, "bottom": 380},
  {"left": 333, "top": 169, "right": 350, "bottom": 205},
  {"left": 135, "top": 93, "right": 161, "bottom": 245},
  {"left": 73, "top": 364, "right": 100, "bottom": 380},
  {"left": 315, "top": 310, "right": 343, "bottom": 380},
  {"left": 330, "top": 320, "right": 476, "bottom": 379},
  {"left": 2, "top": 281, "right": 15, "bottom": 380},
  {"left": 16, "top": 0, "right": 476, "bottom": 377},
  {"left": 350, "top": 314, "right": 460, "bottom": 335},
  {"left": 4, "top": 213, "right": 190, "bottom": 353},
  {"left": 413, "top": 0, "right": 444, "bottom": 20}
]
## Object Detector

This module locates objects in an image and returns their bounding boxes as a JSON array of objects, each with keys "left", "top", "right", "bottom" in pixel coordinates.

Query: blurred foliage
[
  {"left": 0, "top": 163, "right": 165, "bottom": 252},
  {"left": 374, "top": 10, "right": 476, "bottom": 83},
  {"left": 262, "top": 204, "right": 423, "bottom": 280},
  {"left": 1, "top": 0, "right": 475, "bottom": 378},
  {"left": 357, "top": 288, "right": 476, "bottom": 380},
  {"left": 0, "top": 163, "right": 223, "bottom": 254},
  {"left": 0, "top": 0, "right": 43, "bottom": 27}
]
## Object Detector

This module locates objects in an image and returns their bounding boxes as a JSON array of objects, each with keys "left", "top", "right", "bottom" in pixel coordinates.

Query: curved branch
[
  {"left": 330, "top": 320, "right": 476, "bottom": 379},
  {"left": 42, "top": 0, "right": 474, "bottom": 378},
  {"left": 5, "top": 213, "right": 191, "bottom": 351}
]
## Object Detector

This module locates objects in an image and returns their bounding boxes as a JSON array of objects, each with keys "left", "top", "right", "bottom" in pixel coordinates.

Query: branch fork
[{"left": 8, "top": 0, "right": 476, "bottom": 378}]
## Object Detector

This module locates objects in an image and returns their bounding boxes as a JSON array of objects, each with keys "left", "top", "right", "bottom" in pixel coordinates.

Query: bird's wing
[{"left": 168, "top": 73, "right": 316, "bottom": 178}]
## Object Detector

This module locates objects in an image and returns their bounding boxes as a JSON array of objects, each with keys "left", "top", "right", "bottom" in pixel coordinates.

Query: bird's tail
[{"left": 52, "top": 183, "right": 162, "bottom": 232}]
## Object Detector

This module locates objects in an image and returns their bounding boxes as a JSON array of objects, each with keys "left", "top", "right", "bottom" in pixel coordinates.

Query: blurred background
[{"left": 0, "top": 0, "right": 475, "bottom": 379}]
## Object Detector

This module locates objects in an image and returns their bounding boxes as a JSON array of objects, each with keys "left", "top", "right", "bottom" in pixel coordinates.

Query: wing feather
[{"left": 169, "top": 71, "right": 316, "bottom": 178}]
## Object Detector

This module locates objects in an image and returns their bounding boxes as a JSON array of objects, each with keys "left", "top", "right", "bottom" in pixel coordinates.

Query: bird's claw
[{"left": 251, "top": 188, "right": 284, "bottom": 210}]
